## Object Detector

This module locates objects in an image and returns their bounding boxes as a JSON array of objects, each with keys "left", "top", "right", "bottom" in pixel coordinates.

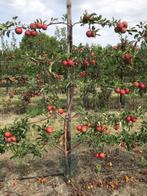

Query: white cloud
[
  {"left": 0, "top": 0, "right": 147, "bottom": 46},
  {"left": 6, "top": 0, "right": 54, "bottom": 20},
  {"left": 76, "top": 0, "right": 147, "bottom": 22}
]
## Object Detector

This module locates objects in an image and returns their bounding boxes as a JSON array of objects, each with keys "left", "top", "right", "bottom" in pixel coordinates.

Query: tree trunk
[
  {"left": 119, "top": 68, "right": 125, "bottom": 108},
  {"left": 63, "top": 0, "right": 73, "bottom": 179}
]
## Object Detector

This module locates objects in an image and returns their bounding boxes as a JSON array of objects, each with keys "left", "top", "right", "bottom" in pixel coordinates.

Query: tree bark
[{"left": 63, "top": 0, "right": 73, "bottom": 179}]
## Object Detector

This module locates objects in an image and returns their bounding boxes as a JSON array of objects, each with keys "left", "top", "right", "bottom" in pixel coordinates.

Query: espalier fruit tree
[{"left": 0, "top": 0, "right": 147, "bottom": 179}]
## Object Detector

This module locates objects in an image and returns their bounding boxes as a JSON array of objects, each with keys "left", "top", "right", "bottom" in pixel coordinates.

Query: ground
[
  {"left": 0, "top": 113, "right": 147, "bottom": 196},
  {"left": 0, "top": 87, "right": 147, "bottom": 196}
]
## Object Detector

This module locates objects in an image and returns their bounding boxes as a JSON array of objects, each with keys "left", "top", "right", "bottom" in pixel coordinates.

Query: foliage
[{"left": 0, "top": 11, "right": 147, "bottom": 173}]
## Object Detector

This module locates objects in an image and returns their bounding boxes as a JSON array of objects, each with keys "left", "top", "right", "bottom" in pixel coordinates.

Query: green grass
[{"left": 26, "top": 106, "right": 44, "bottom": 117}]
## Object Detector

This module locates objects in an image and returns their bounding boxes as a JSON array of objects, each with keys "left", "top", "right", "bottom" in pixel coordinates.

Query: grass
[{"left": 0, "top": 86, "right": 147, "bottom": 116}]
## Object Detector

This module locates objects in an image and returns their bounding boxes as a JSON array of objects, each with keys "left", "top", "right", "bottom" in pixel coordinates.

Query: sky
[{"left": 0, "top": 0, "right": 147, "bottom": 47}]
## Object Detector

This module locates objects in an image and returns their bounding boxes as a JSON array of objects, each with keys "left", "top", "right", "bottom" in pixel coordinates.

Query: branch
[
  {"left": 28, "top": 116, "right": 49, "bottom": 125},
  {"left": 72, "top": 21, "right": 81, "bottom": 27},
  {"left": 48, "top": 21, "right": 67, "bottom": 26}
]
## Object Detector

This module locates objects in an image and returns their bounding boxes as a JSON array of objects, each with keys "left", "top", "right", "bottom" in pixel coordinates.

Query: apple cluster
[
  {"left": 15, "top": 22, "right": 48, "bottom": 37},
  {"left": 76, "top": 124, "right": 89, "bottom": 133},
  {"left": 96, "top": 125, "right": 111, "bottom": 134},
  {"left": 115, "top": 87, "right": 130, "bottom": 95},
  {"left": 133, "top": 81, "right": 145, "bottom": 89},
  {"left": 62, "top": 59, "right": 75, "bottom": 67},
  {"left": 4, "top": 132, "right": 17, "bottom": 143},
  {"left": 125, "top": 116, "right": 137, "bottom": 123},
  {"left": 82, "top": 59, "right": 96, "bottom": 67},
  {"left": 122, "top": 53, "right": 132, "bottom": 64},
  {"left": 115, "top": 21, "right": 128, "bottom": 33},
  {"left": 47, "top": 105, "right": 65, "bottom": 114}
]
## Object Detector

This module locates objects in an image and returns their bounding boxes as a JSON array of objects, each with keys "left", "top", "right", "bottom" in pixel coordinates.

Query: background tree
[{"left": 20, "top": 33, "right": 60, "bottom": 58}]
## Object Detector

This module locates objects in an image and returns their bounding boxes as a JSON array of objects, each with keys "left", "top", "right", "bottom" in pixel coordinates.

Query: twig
[
  {"left": 0, "top": 172, "right": 64, "bottom": 182},
  {"left": 55, "top": 144, "right": 64, "bottom": 152},
  {"left": 55, "top": 111, "right": 65, "bottom": 120},
  {"left": 28, "top": 116, "right": 49, "bottom": 125},
  {"left": 16, "top": 172, "right": 64, "bottom": 181},
  {"left": 48, "top": 22, "right": 67, "bottom": 26},
  {"left": 71, "top": 112, "right": 81, "bottom": 119}
]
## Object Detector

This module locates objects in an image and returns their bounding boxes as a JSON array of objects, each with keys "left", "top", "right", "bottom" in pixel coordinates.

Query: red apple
[
  {"left": 122, "top": 53, "right": 132, "bottom": 64},
  {"left": 115, "top": 87, "right": 121, "bottom": 93},
  {"left": 15, "top": 27, "right": 23, "bottom": 35},
  {"left": 5, "top": 138, "right": 12, "bottom": 143},
  {"left": 45, "top": 126, "right": 54, "bottom": 134},
  {"left": 67, "top": 59, "right": 74, "bottom": 67},
  {"left": 117, "top": 22, "right": 124, "bottom": 31},
  {"left": 86, "top": 30, "right": 92, "bottom": 37},
  {"left": 47, "top": 105, "right": 55, "bottom": 112},
  {"left": 131, "top": 116, "right": 137, "bottom": 122},
  {"left": 25, "top": 29, "right": 31, "bottom": 36},
  {"left": 42, "top": 24, "right": 48, "bottom": 30},
  {"left": 95, "top": 153, "right": 99, "bottom": 158},
  {"left": 30, "top": 30, "right": 38, "bottom": 36},
  {"left": 121, "top": 27, "right": 127, "bottom": 33},
  {"left": 58, "top": 108, "right": 64, "bottom": 114},
  {"left": 4, "top": 131, "right": 12, "bottom": 138},
  {"left": 122, "top": 21, "right": 128, "bottom": 28},
  {"left": 90, "top": 59, "right": 96, "bottom": 65},
  {"left": 30, "top": 23, "right": 36, "bottom": 29},
  {"left": 96, "top": 152, "right": 105, "bottom": 159},
  {"left": 133, "top": 81, "right": 140, "bottom": 87},
  {"left": 126, "top": 116, "right": 131, "bottom": 122},
  {"left": 139, "top": 82, "right": 145, "bottom": 89},
  {"left": 81, "top": 125, "right": 88, "bottom": 132},
  {"left": 86, "top": 30, "right": 95, "bottom": 37},
  {"left": 36, "top": 23, "right": 42, "bottom": 29},
  {"left": 99, "top": 152, "right": 105, "bottom": 159},
  {"left": 11, "top": 136, "right": 17, "bottom": 142},
  {"left": 96, "top": 125, "right": 103, "bottom": 132},
  {"left": 115, "top": 21, "right": 128, "bottom": 33},
  {"left": 120, "top": 89, "right": 126, "bottom": 95},
  {"left": 62, "top": 60, "right": 68, "bottom": 66},
  {"left": 76, "top": 125, "right": 82, "bottom": 131},
  {"left": 124, "top": 88, "right": 130, "bottom": 94}
]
